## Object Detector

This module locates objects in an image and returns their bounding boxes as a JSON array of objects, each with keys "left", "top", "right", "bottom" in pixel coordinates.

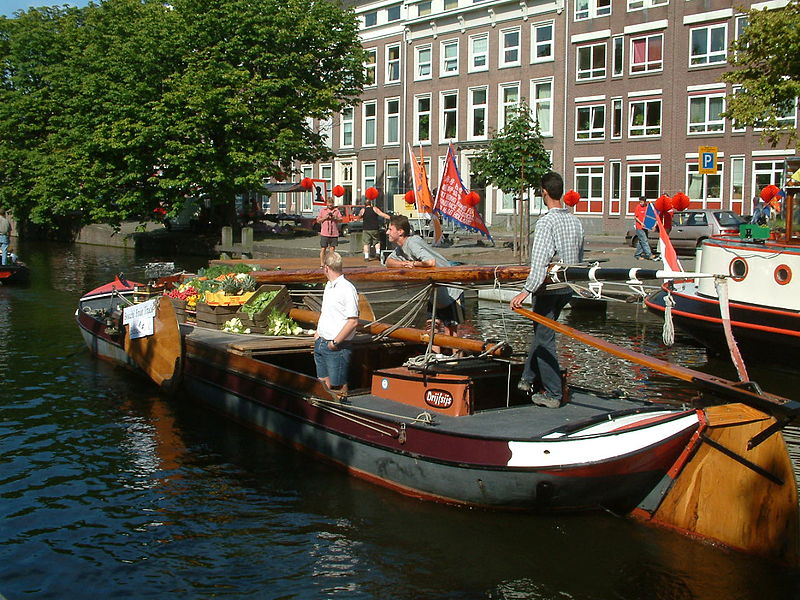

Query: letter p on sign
[{"left": 699, "top": 146, "right": 717, "bottom": 175}]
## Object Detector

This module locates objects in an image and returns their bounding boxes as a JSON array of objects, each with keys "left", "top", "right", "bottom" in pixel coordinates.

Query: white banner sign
[{"left": 123, "top": 297, "right": 158, "bottom": 339}]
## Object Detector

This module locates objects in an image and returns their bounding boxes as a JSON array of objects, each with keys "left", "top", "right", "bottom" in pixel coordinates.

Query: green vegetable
[
  {"left": 242, "top": 290, "right": 279, "bottom": 316},
  {"left": 199, "top": 264, "right": 255, "bottom": 280},
  {"left": 265, "top": 310, "right": 302, "bottom": 336}
]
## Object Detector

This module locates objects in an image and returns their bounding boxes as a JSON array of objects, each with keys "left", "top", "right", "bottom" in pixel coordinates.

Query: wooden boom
[
  {"left": 513, "top": 306, "right": 800, "bottom": 421},
  {"left": 289, "top": 307, "right": 510, "bottom": 357}
]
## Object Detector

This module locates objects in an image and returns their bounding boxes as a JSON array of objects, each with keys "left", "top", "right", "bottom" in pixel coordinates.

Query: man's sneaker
[
  {"left": 517, "top": 379, "right": 533, "bottom": 393},
  {"left": 530, "top": 392, "right": 561, "bottom": 409}
]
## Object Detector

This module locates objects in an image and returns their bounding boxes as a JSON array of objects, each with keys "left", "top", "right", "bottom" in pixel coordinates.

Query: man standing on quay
[
  {"left": 314, "top": 251, "right": 359, "bottom": 400},
  {"left": 317, "top": 197, "right": 342, "bottom": 267},
  {"left": 633, "top": 196, "right": 655, "bottom": 260},
  {"left": 357, "top": 197, "right": 390, "bottom": 261},
  {"left": 510, "top": 172, "right": 584, "bottom": 408}
]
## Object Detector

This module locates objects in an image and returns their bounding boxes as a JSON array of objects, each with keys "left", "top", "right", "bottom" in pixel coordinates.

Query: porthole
[
  {"left": 729, "top": 258, "right": 748, "bottom": 281},
  {"left": 774, "top": 264, "right": 792, "bottom": 286}
]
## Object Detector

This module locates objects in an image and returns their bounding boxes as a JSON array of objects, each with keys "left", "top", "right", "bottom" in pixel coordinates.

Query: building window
[
  {"left": 686, "top": 162, "right": 722, "bottom": 206},
  {"left": 469, "top": 87, "right": 488, "bottom": 140},
  {"left": 444, "top": 0, "right": 458, "bottom": 9},
  {"left": 418, "top": 1, "right": 431, "bottom": 17},
  {"left": 630, "top": 34, "right": 663, "bottom": 74},
  {"left": 576, "top": 104, "right": 605, "bottom": 140},
  {"left": 499, "top": 83, "right": 520, "bottom": 131},
  {"left": 416, "top": 45, "right": 432, "bottom": 80},
  {"left": 341, "top": 107, "right": 353, "bottom": 147},
  {"left": 500, "top": 28, "right": 521, "bottom": 68},
  {"left": 387, "top": 5, "right": 400, "bottom": 21},
  {"left": 575, "top": 0, "right": 610, "bottom": 21},
  {"left": 612, "top": 36, "right": 624, "bottom": 77},
  {"left": 385, "top": 98, "right": 400, "bottom": 145},
  {"left": 628, "top": 0, "right": 667, "bottom": 11},
  {"left": 442, "top": 91, "right": 458, "bottom": 141},
  {"left": 690, "top": 24, "right": 727, "bottom": 67},
  {"left": 577, "top": 43, "right": 606, "bottom": 80},
  {"left": 628, "top": 163, "right": 661, "bottom": 205},
  {"left": 321, "top": 164, "right": 332, "bottom": 198},
  {"left": 629, "top": 99, "right": 662, "bottom": 137},
  {"left": 730, "top": 156, "right": 745, "bottom": 209},
  {"left": 688, "top": 94, "right": 725, "bottom": 134},
  {"left": 364, "top": 11, "right": 377, "bottom": 27},
  {"left": 301, "top": 165, "right": 314, "bottom": 212},
  {"left": 470, "top": 33, "right": 489, "bottom": 72},
  {"left": 385, "top": 160, "right": 400, "bottom": 199},
  {"left": 386, "top": 44, "right": 401, "bottom": 84},
  {"left": 441, "top": 39, "right": 459, "bottom": 76},
  {"left": 575, "top": 165, "right": 604, "bottom": 214},
  {"left": 363, "top": 101, "right": 377, "bottom": 146},
  {"left": 415, "top": 95, "right": 431, "bottom": 144},
  {"left": 532, "top": 22, "right": 554, "bottom": 63},
  {"left": 611, "top": 97, "right": 623, "bottom": 139},
  {"left": 610, "top": 160, "right": 622, "bottom": 215},
  {"left": 320, "top": 117, "right": 332, "bottom": 149},
  {"left": 532, "top": 78, "right": 553, "bottom": 136},
  {"left": 753, "top": 160, "right": 784, "bottom": 195},
  {"left": 363, "top": 162, "right": 377, "bottom": 195},
  {"left": 364, "top": 49, "right": 377, "bottom": 87}
]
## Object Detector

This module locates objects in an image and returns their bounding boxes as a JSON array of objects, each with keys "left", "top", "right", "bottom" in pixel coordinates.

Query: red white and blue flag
[{"left": 434, "top": 143, "right": 492, "bottom": 240}]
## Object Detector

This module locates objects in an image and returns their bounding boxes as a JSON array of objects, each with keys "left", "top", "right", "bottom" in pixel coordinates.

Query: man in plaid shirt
[{"left": 510, "top": 172, "right": 584, "bottom": 408}]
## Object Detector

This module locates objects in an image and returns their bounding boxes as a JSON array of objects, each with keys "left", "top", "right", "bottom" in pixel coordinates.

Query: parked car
[{"left": 624, "top": 209, "right": 746, "bottom": 253}]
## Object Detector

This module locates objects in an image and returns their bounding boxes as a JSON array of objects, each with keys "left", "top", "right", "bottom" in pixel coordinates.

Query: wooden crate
[
  {"left": 167, "top": 297, "right": 187, "bottom": 324},
  {"left": 237, "top": 285, "right": 292, "bottom": 327},
  {"left": 195, "top": 302, "right": 242, "bottom": 329}
]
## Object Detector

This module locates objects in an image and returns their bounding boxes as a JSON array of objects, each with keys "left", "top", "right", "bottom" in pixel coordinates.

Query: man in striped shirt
[{"left": 510, "top": 172, "right": 584, "bottom": 408}]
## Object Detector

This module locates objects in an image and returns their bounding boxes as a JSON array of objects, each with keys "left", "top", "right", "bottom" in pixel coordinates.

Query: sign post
[{"left": 698, "top": 146, "right": 718, "bottom": 175}]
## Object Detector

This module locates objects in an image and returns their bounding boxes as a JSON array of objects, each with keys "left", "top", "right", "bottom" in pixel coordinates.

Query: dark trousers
[{"left": 521, "top": 293, "right": 571, "bottom": 398}]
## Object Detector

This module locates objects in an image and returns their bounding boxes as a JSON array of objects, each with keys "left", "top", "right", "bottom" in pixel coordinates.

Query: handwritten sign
[{"left": 123, "top": 297, "right": 158, "bottom": 339}]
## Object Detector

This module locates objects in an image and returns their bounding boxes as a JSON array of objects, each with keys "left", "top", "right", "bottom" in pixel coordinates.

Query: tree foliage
[
  {"left": 469, "top": 102, "right": 551, "bottom": 198},
  {"left": 723, "top": 0, "right": 800, "bottom": 149},
  {"left": 0, "top": 0, "right": 366, "bottom": 228}
]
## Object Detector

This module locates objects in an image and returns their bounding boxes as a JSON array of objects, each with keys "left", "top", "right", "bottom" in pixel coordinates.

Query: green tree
[
  {"left": 723, "top": 0, "right": 800, "bottom": 149},
  {"left": 470, "top": 102, "right": 551, "bottom": 258}
]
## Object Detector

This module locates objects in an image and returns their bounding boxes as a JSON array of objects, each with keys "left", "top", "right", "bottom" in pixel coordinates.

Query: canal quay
[{"left": 4, "top": 236, "right": 800, "bottom": 600}]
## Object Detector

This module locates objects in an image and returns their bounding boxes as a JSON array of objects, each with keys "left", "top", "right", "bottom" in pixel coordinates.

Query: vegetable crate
[
  {"left": 195, "top": 303, "right": 241, "bottom": 329},
  {"left": 237, "top": 285, "right": 293, "bottom": 327},
  {"left": 167, "top": 297, "right": 187, "bottom": 324}
]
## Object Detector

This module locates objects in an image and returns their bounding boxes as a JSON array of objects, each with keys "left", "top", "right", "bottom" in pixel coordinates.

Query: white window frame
[
  {"left": 532, "top": 78, "right": 553, "bottom": 137},
  {"left": 499, "top": 27, "right": 521, "bottom": 68},
  {"left": 688, "top": 93, "right": 726, "bottom": 134},
  {"left": 340, "top": 107, "right": 354, "bottom": 148},
  {"left": 386, "top": 43, "right": 401, "bottom": 84},
  {"left": 386, "top": 4, "right": 401, "bottom": 22},
  {"left": 498, "top": 82, "right": 521, "bottom": 131},
  {"left": 362, "top": 100, "right": 377, "bottom": 147},
  {"left": 610, "top": 160, "right": 622, "bottom": 215},
  {"left": 414, "top": 94, "right": 432, "bottom": 145},
  {"left": 468, "top": 86, "right": 488, "bottom": 140},
  {"left": 574, "top": 165, "right": 604, "bottom": 215},
  {"left": 418, "top": 1, "right": 432, "bottom": 17},
  {"left": 752, "top": 160, "right": 784, "bottom": 197},
  {"left": 364, "top": 49, "right": 377, "bottom": 87},
  {"left": 364, "top": 10, "right": 378, "bottom": 28},
  {"left": 301, "top": 165, "right": 314, "bottom": 212},
  {"left": 385, "top": 97, "right": 400, "bottom": 145},
  {"left": 469, "top": 33, "right": 489, "bottom": 72},
  {"left": 612, "top": 35, "right": 624, "bottom": 77},
  {"left": 627, "top": 163, "right": 661, "bottom": 206},
  {"left": 629, "top": 98, "right": 662, "bottom": 137},
  {"left": 320, "top": 117, "right": 333, "bottom": 149},
  {"left": 444, "top": 0, "right": 458, "bottom": 9},
  {"left": 730, "top": 156, "right": 745, "bottom": 209},
  {"left": 531, "top": 21, "right": 554, "bottom": 64},
  {"left": 362, "top": 162, "right": 377, "bottom": 198},
  {"left": 575, "top": 0, "right": 611, "bottom": 21},
  {"left": 577, "top": 42, "right": 606, "bottom": 81},
  {"left": 415, "top": 45, "right": 432, "bottom": 80},
  {"left": 686, "top": 162, "right": 723, "bottom": 207},
  {"left": 630, "top": 33, "right": 663, "bottom": 74},
  {"left": 689, "top": 23, "right": 727, "bottom": 67},
  {"left": 611, "top": 97, "right": 623, "bottom": 139},
  {"left": 441, "top": 39, "right": 459, "bottom": 76},
  {"left": 441, "top": 90, "right": 459, "bottom": 142},
  {"left": 385, "top": 160, "right": 400, "bottom": 199},
  {"left": 321, "top": 164, "right": 333, "bottom": 199},
  {"left": 575, "top": 103, "right": 606, "bottom": 141},
  {"left": 627, "top": 0, "right": 667, "bottom": 12}
]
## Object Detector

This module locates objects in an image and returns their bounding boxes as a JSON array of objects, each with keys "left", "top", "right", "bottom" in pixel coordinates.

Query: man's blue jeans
[
  {"left": 521, "top": 293, "right": 572, "bottom": 399},
  {"left": 0, "top": 234, "right": 8, "bottom": 265},
  {"left": 634, "top": 229, "right": 651, "bottom": 258}
]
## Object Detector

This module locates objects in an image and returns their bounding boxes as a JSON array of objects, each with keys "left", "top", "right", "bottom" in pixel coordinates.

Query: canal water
[{"left": 2, "top": 239, "right": 799, "bottom": 599}]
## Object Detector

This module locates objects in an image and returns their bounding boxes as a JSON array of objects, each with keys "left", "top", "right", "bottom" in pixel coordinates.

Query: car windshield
[{"left": 714, "top": 211, "right": 745, "bottom": 226}]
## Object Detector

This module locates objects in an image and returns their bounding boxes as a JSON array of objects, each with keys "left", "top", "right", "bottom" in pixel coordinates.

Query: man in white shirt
[{"left": 314, "top": 251, "right": 359, "bottom": 399}]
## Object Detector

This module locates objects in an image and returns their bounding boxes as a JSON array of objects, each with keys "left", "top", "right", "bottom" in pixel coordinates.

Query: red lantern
[
  {"left": 404, "top": 190, "right": 416, "bottom": 205},
  {"left": 672, "top": 192, "right": 690, "bottom": 211},
  {"left": 760, "top": 184, "right": 779, "bottom": 202},
  {"left": 300, "top": 177, "right": 314, "bottom": 190},
  {"left": 563, "top": 190, "right": 580, "bottom": 207},
  {"left": 365, "top": 186, "right": 379, "bottom": 201},
  {"left": 460, "top": 191, "right": 480, "bottom": 207},
  {"left": 655, "top": 194, "right": 672, "bottom": 212},
  {"left": 332, "top": 185, "right": 345, "bottom": 198}
]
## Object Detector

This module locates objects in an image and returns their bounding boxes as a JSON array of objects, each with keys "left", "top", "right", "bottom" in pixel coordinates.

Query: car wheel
[{"left": 340, "top": 225, "right": 348, "bottom": 236}]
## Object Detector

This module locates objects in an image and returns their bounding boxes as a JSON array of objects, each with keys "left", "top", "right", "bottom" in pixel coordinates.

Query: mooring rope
[
  {"left": 662, "top": 291, "right": 675, "bottom": 346},
  {"left": 308, "top": 396, "right": 435, "bottom": 437},
  {"left": 714, "top": 276, "right": 750, "bottom": 382}
]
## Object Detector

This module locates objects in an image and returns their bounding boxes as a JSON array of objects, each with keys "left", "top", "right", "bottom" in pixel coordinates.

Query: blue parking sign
[{"left": 698, "top": 146, "right": 717, "bottom": 174}]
